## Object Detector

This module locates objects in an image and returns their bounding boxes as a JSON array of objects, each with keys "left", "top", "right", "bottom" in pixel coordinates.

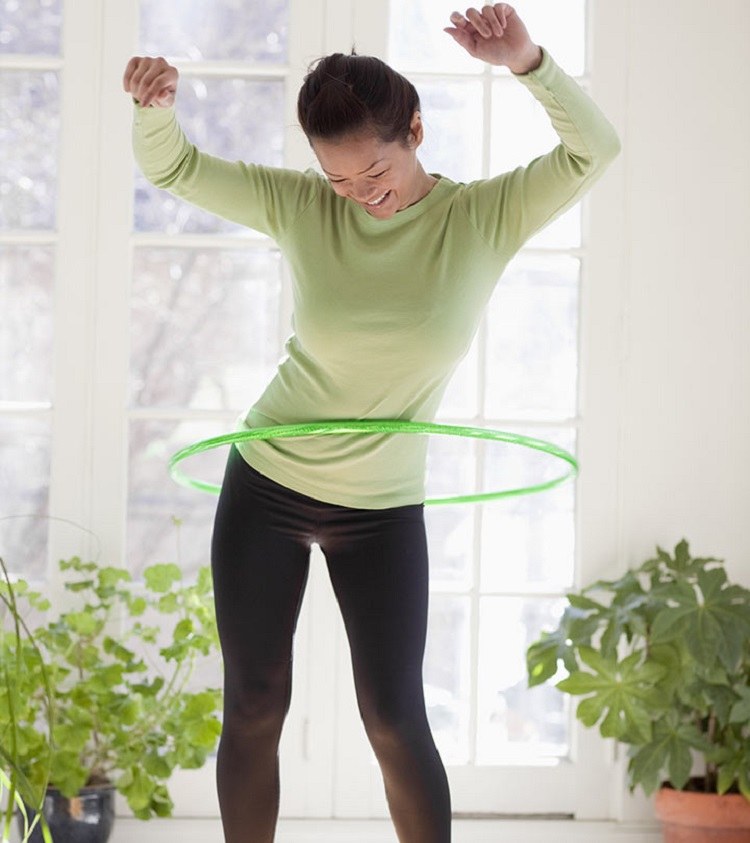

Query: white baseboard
[{"left": 107, "top": 817, "right": 663, "bottom": 842}]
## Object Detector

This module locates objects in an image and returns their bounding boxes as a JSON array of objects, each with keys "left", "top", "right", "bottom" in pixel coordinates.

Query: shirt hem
[{"left": 234, "top": 442, "right": 426, "bottom": 511}]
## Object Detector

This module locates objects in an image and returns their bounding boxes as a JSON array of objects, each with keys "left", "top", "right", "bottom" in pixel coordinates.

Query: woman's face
[{"left": 311, "top": 113, "right": 428, "bottom": 219}]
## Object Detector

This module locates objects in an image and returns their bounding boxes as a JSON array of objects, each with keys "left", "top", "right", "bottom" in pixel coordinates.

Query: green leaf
[
  {"left": 143, "top": 564, "right": 181, "bottom": 593},
  {"left": 144, "top": 754, "right": 172, "bottom": 779},
  {"left": 173, "top": 618, "right": 193, "bottom": 641},
  {"left": 115, "top": 697, "right": 143, "bottom": 725},
  {"left": 718, "top": 762, "right": 739, "bottom": 795},
  {"left": 697, "top": 566, "right": 727, "bottom": 601},
  {"left": 627, "top": 718, "right": 695, "bottom": 794},
  {"left": 103, "top": 636, "right": 136, "bottom": 664},
  {"left": 648, "top": 562, "right": 749, "bottom": 671},
  {"left": 158, "top": 593, "right": 179, "bottom": 613},
  {"left": 185, "top": 718, "right": 221, "bottom": 748},
  {"left": 673, "top": 539, "right": 691, "bottom": 571},
  {"left": 62, "top": 611, "right": 99, "bottom": 636},
  {"left": 128, "top": 595, "right": 147, "bottom": 616},
  {"left": 49, "top": 751, "right": 88, "bottom": 797},
  {"left": 53, "top": 724, "right": 88, "bottom": 753},
  {"left": 556, "top": 647, "right": 662, "bottom": 744},
  {"left": 150, "top": 783, "right": 174, "bottom": 818},
  {"left": 566, "top": 594, "right": 604, "bottom": 612},
  {"left": 118, "top": 766, "right": 155, "bottom": 812},
  {"left": 562, "top": 606, "right": 601, "bottom": 647},
  {"left": 97, "top": 567, "right": 131, "bottom": 589},
  {"left": 526, "top": 632, "right": 567, "bottom": 687},
  {"left": 577, "top": 694, "right": 607, "bottom": 728},
  {"left": 183, "top": 691, "right": 219, "bottom": 718},
  {"left": 196, "top": 567, "right": 213, "bottom": 595},
  {"left": 557, "top": 670, "right": 610, "bottom": 696},
  {"left": 650, "top": 605, "right": 694, "bottom": 643},
  {"left": 729, "top": 686, "right": 750, "bottom": 724}
]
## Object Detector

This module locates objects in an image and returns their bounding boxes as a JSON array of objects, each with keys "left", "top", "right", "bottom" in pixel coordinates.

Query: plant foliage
[
  {"left": 526, "top": 540, "right": 750, "bottom": 799},
  {"left": 0, "top": 556, "right": 222, "bottom": 822}
]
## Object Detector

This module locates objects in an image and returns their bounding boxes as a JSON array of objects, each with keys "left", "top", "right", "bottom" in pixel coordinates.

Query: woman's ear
[{"left": 408, "top": 111, "right": 425, "bottom": 147}]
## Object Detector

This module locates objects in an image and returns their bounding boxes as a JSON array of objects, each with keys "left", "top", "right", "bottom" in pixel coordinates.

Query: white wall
[
  {"left": 619, "top": 0, "right": 750, "bottom": 581},
  {"left": 589, "top": 0, "right": 750, "bottom": 821},
  {"left": 590, "top": 0, "right": 750, "bottom": 586}
]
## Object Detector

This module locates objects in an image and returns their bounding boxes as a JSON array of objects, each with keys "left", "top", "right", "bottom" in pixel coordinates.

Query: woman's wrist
[{"left": 506, "top": 44, "right": 543, "bottom": 75}]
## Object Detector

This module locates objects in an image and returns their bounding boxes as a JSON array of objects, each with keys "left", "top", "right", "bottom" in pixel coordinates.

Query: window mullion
[
  {"left": 48, "top": 0, "right": 109, "bottom": 566},
  {"left": 82, "top": 0, "right": 141, "bottom": 567}
]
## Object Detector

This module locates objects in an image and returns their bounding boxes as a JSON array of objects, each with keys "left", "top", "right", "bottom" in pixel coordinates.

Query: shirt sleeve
[
  {"left": 132, "top": 102, "right": 321, "bottom": 240},
  {"left": 458, "top": 46, "right": 621, "bottom": 258}
]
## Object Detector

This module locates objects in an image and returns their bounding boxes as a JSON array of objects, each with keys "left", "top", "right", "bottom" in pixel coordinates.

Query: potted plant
[
  {"left": 1, "top": 554, "right": 222, "bottom": 843},
  {"left": 526, "top": 539, "right": 750, "bottom": 842}
]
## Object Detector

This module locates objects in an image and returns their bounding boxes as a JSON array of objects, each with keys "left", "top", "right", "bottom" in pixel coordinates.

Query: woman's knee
[
  {"left": 222, "top": 670, "right": 291, "bottom": 739},
  {"left": 359, "top": 691, "right": 430, "bottom": 752}
]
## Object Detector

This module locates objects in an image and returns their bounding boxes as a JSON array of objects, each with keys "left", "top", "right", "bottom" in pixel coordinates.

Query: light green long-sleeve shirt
[{"left": 133, "top": 46, "right": 621, "bottom": 509}]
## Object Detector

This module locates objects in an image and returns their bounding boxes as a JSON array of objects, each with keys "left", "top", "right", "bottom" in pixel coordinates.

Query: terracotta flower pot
[{"left": 654, "top": 784, "right": 750, "bottom": 842}]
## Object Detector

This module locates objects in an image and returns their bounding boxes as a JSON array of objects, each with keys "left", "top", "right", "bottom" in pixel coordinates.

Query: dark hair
[{"left": 297, "top": 50, "right": 421, "bottom": 146}]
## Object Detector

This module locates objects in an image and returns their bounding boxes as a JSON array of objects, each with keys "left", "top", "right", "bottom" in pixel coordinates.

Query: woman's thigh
[
  {"left": 210, "top": 448, "right": 313, "bottom": 690},
  {"left": 319, "top": 505, "right": 431, "bottom": 722}
]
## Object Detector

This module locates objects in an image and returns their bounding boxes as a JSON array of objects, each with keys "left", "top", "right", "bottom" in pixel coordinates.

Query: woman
[{"left": 124, "top": 5, "right": 620, "bottom": 841}]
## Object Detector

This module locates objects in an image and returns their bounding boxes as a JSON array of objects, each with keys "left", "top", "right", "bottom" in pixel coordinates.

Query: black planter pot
[{"left": 18, "top": 785, "right": 115, "bottom": 843}]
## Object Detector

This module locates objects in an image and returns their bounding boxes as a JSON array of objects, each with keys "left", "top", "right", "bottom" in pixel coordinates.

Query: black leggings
[{"left": 210, "top": 446, "right": 451, "bottom": 842}]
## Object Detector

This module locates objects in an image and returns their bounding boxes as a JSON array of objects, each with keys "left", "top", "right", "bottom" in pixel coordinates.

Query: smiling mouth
[{"left": 364, "top": 190, "right": 390, "bottom": 207}]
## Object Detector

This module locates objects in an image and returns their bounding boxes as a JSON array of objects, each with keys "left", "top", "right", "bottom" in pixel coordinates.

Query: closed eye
[{"left": 329, "top": 169, "right": 388, "bottom": 184}]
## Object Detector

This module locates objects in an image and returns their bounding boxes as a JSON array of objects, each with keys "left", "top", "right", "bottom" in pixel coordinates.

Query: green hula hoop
[{"left": 169, "top": 420, "right": 578, "bottom": 506}]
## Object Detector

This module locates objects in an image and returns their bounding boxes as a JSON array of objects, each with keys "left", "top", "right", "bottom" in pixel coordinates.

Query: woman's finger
[
  {"left": 482, "top": 4, "right": 505, "bottom": 37},
  {"left": 496, "top": 3, "right": 510, "bottom": 28},
  {"left": 137, "top": 59, "right": 175, "bottom": 104},
  {"left": 449, "top": 10, "right": 469, "bottom": 29},
  {"left": 122, "top": 56, "right": 142, "bottom": 91},
  {"left": 142, "top": 74, "right": 176, "bottom": 106},
  {"left": 443, "top": 25, "right": 476, "bottom": 55},
  {"left": 465, "top": 7, "right": 492, "bottom": 38}
]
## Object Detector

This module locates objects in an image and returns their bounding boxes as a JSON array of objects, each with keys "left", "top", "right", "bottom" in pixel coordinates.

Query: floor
[{"left": 105, "top": 817, "right": 664, "bottom": 842}]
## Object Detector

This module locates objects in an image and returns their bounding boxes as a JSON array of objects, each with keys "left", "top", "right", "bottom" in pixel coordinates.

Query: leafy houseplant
[
  {"left": 526, "top": 540, "right": 750, "bottom": 809},
  {"left": 0, "top": 554, "right": 222, "bottom": 834}
]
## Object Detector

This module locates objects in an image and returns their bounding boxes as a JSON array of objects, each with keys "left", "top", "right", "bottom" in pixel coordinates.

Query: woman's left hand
[{"left": 444, "top": 4, "right": 542, "bottom": 73}]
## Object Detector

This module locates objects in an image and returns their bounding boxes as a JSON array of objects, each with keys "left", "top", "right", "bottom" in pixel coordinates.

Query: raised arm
[
  {"left": 123, "top": 56, "right": 320, "bottom": 239},
  {"left": 444, "top": 4, "right": 621, "bottom": 257}
]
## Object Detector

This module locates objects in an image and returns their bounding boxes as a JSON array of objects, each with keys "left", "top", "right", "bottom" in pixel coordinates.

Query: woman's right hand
[{"left": 123, "top": 56, "right": 179, "bottom": 108}]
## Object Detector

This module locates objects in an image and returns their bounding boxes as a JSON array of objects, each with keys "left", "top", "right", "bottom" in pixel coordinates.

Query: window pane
[
  {"left": 477, "top": 596, "right": 569, "bottom": 763},
  {"left": 139, "top": 0, "right": 288, "bottom": 63},
  {"left": 0, "top": 0, "right": 63, "bottom": 55},
  {"left": 485, "top": 253, "right": 579, "bottom": 420},
  {"left": 426, "top": 508, "right": 473, "bottom": 589},
  {"left": 0, "top": 416, "right": 50, "bottom": 580},
  {"left": 492, "top": 78, "right": 583, "bottom": 248},
  {"left": 425, "top": 595, "right": 471, "bottom": 764},
  {"left": 127, "top": 418, "right": 229, "bottom": 578},
  {"left": 418, "top": 80, "right": 483, "bottom": 183},
  {"left": 0, "top": 245, "right": 54, "bottom": 402},
  {"left": 481, "top": 426, "right": 576, "bottom": 592},
  {"left": 130, "top": 247, "right": 282, "bottom": 410},
  {"left": 425, "top": 435, "right": 476, "bottom": 503},
  {"left": 491, "top": 0, "right": 586, "bottom": 77},
  {"left": 389, "top": 0, "right": 585, "bottom": 77},
  {"left": 0, "top": 70, "right": 60, "bottom": 230},
  {"left": 492, "top": 76, "right": 564, "bottom": 172},
  {"left": 425, "top": 434, "right": 477, "bottom": 588},
  {"left": 134, "top": 78, "right": 284, "bottom": 234},
  {"left": 389, "top": 0, "right": 478, "bottom": 74}
]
